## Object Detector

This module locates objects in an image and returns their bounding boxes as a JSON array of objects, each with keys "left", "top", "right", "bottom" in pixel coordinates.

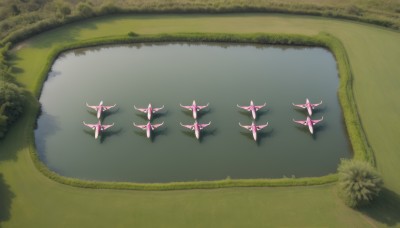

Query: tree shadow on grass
[
  {"left": 0, "top": 174, "right": 15, "bottom": 222},
  {"left": 359, "top": 188, "right": 400, "bottom": 226}
]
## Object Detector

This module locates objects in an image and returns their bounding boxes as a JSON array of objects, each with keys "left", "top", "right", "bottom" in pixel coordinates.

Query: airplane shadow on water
[
  {"left": 133, "top": 127, "right": 168, "bottom": 142},
  {"left": 83, "top": 127, "right": 123, "bottom": 143},
  {"left": 239, "top": 128, "right": 274, "bottom": 146},
  {"left": 293, "top": 124, "right": 326, "bottom": 140},
  {"left": 181, "top": 127, "right": 217, "bottom": 143}
]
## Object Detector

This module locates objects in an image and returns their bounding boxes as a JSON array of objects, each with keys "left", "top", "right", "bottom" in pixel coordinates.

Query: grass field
[{"left": 1, "top": 14, "right": 400, "bottom": 227}]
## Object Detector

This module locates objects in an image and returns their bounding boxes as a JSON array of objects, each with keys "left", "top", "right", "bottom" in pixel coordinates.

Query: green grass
[{"left": 1, "top": 14, "right": 400, "bottom": 227}]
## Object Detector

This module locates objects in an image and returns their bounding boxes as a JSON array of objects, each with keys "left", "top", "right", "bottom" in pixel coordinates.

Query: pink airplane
[
  {"left": 86, "top": 101, "right": 116, "bottom": 119},
  {"left": 292, "top": 98, "right": 322, "bottom": 116},
  {"left": 83, "top": 120, "right": 114, "bottom": 139},
  {"left": 239, "top": 121, "right": 269, "bottom": 141},
  {"left": 133, "top": 121, "right": 164, "bottom": 139},
  {"left": 134, "top": 103, "right": 164, "bottom": 120},
  {"left": 237, "top": 100, "right": 267, "bottom": 119},
  {"left": 180, "top": 100, "right": 209, "bottom": 119},
  {"left": 293, "top": 116, "right": 324, "bottom": 134},
  {"left": 180, "top": 120, "right": 211, "bottom": 139}
]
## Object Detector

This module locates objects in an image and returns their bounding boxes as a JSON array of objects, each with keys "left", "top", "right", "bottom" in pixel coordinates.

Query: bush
[
  {"left": 127, "top": 31, "right": 139, "bottom": 37},
  {"left": 0, "top": 81, "right": 25, "bottom": 138},
  {"left": 338, "top": 159, "right": 383, "bottom": 207},
  {"left": 58, "top": 5, "right": 72, "bottom": 17},
  {"left": 77, "top": 3, "right": 94, "bottom": 17}
]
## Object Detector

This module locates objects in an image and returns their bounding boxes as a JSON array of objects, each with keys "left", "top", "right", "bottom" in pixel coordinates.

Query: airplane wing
[
  {"left": 152, "top": 122, "right": 164, "bottom": 129},
  {"left": 254, "top": 103, "right": 267, "bottom": 111},
  {"left": 197, "top": 103, "right": 209, "bottom": 110},
  {"left": 239, "top": 123, "right": 252, "bottom": 131},
  {"left": 312, "top": 116, "right": 324, "bottom": 125},
  {"left": 102, "top": 104, "right": 116, "bottom": 111},
  {"left": 311, "top": 101, "right": 323, "bottom": 108},
  {"left": 152, "top": 105, "right": 164, "bottom": 113},
  {"left": 199, "top": 121, "right": 211, "bottom": 130},
  {"left": 293, "top": 119, "right": 307, "bottom": 125},
  {"left": 101, "top": 123, "right": 114, "bottom": 130},
  {"left": 256, "top": 122, "right": 269, "bottom": 130},
  {"left": 180, "top": 104, "right": 193, "bottom": 111},
  {"left": 180, "top": 122, "right": 194, "bottom": 130},
  {"left": 86, "top": 102, "right": 98, "bottom": 111},
  {"left": 83, "top": 121, "right": 96, "bottom": 129},
  {"left": 237, "top": 104, "right": 252, "bottom": 111},
  {"left": 133, "top": 122, "right": 147, "bottom": 130},
  {"left": 292, "top": 103, "right": 306, "bottom": 108},
  {"left": 134, "top": 105, "right": 148, "bottom": 113}
]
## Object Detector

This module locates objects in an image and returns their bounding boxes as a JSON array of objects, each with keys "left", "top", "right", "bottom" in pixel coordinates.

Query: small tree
[
  {"left": 338, "top": 159, "right": 383, "bottom": 208},
  {"left": 77, "top": 3, "right": 94, "bottom": 17}
]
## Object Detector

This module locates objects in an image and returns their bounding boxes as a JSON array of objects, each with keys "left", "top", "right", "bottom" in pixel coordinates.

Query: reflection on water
[{"left": 35, "top": 43, "right": 352, "bottom": 183}]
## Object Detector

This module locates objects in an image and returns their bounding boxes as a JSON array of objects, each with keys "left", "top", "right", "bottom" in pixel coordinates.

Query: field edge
[{"left": 25, "top": 32, "right": 372, "bottom": 190}]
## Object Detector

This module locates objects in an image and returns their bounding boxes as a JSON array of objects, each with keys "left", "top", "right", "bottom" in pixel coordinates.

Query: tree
[
  {"left": 338, "top": 159, "right": 383, "bottom": 208},
  {"left": 77, "top": 3, "right": 94, "bottom": 17},
  {"left": 58, "top": 4, "right": 71, "bottom": 17},
  {"left": 0, "top": 81, "right": 25, "bottom": 138}
]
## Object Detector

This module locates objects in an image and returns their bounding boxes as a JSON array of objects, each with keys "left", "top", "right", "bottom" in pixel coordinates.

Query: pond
[{"left": 35, "top": 43, "right": 352, "bottom": 183}]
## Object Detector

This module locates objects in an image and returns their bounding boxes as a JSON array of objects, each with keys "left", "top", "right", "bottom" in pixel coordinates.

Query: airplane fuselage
[
  {"left": 147, "top": 104, "right": 153, "bottom": 120},
  {"left": 305, "top": 99, "right": 313, "bottom": 116},
  {"left": 192, "top": 107, "right": 198, "bottom": 119},
  {"left": 94, "top": 124, "right": 101, "bottom": 139},
  {"left": 146, "top": 122, "right": 152, "bottom": 138},
  {"left": 306, "top": 117, "right": 314, "bottom": 134},
  {"left": 97, "top": 107, "right": 102, "bottom": 119},
  {"left": 191, "top": 101, "right": 198, "bottom": 119},
  {"left": 194, "top": 123, "right": 200, "bottom": 139},
  {"left": 251, "top": 124, "right": 258, "bottom": 141},
  {"left": 250, "top": 107, "right": 257, "bottom": 119}
]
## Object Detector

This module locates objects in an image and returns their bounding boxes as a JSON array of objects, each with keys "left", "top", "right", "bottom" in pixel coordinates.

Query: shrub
[
  {"left": 77, "top": 3, "right": 94, "bottom": 17},
  {"left": 0, "top": 81, "right": 25, "bottom": 138},
  {"left": 58, "top": 5, "right": 72, "bottom": 17},
  {"left": 127, "top": 31, "right": 139, "bottom": 37},
  {"left": 338, "top": 159, "right": 383, "bottom": 207}
]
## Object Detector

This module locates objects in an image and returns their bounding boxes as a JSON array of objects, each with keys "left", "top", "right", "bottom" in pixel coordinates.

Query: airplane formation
[{"left": 82, "top": 98, "right": 324, "bottom": 140}]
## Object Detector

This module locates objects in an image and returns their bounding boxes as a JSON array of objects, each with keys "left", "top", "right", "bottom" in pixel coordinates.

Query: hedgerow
[{"left": 26, "top": 32, "right": 372, "bottom": 190}]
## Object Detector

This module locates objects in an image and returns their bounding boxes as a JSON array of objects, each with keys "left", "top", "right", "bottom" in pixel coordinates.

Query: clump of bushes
[
  {"left": 0, "top": 81, "right": 26, "bottom": 138},
  {"left": 0, "top": 43, "right": 25, "bottom": 138},
  {"left": 338, "top": 159, "right": 383, "bottom": 208}
]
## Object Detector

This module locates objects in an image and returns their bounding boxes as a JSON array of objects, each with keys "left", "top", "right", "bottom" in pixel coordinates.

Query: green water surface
[{"left": 35, "top": 43, "right": 352, "bottom": 182}]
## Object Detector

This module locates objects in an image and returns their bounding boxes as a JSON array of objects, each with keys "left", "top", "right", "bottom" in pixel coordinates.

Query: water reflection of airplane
[
  {"left": 293, "top": 116, "right": 323, "bottom": 134},
  {"left": 86, "top": 101, "right": 116, "bottom": 119},
  {"left": 133, "top": 121, "right": 164, "bottom": 138},
  {"left": 237, "top": 100, "right": 266, "bottom": 119},
  {"left": 134, "top": 103, "right": 164, "bottom": 120},
  {"left": 180, "top": 100, "right": 209, "bottom": 119},
  {"left": 180, "top": 120, "right": 211, "bottom": 139},
  {"left": 83, "top": 120, "right": 114, "bottom": 139},
  {"left": 239, "top": 121, "right": 269, "bottom": 141},
  {"left": 292, "top": 98, "right": 322, "bottom": 116}
]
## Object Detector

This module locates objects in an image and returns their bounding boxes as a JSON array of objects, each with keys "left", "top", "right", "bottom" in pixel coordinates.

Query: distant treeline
[
  {"left": 0, "top": 43, "right": 25, "bottom": 138},
  {"left": 1, "top": 0, "right": 400, "bottom": 42}
]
